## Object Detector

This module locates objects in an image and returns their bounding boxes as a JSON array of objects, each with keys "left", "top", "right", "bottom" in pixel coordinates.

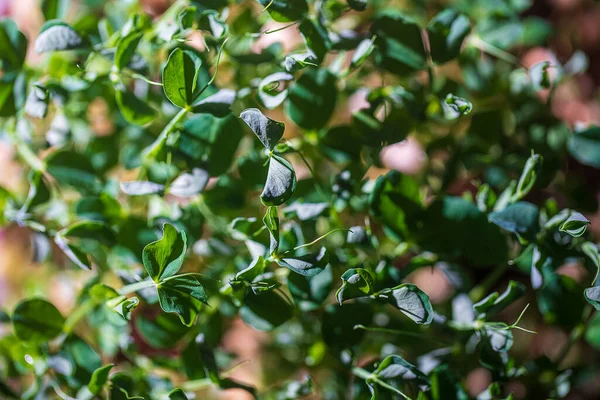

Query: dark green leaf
[
  {"left": 46, "top": 150, "right": 102, "bottom": 194},
  {"left": 372, "top": 13, "right": 427, "bottom": 75},
  {"left": 427, "top": 10, "right": 471, "bottom": 64},
  {"left": 0, "top": 19, "right": 27, "bottom": 70},
  {"left": 299, "top": 18, "right": 331, "bottom": 61},
  {"left": 12, "top": 298, "right": 65, "bottom": 343},
  {"left": 277, "top": 247, "right": 328, "bottom": 276},
  {"left": 60, "top": 220, "right": 116, "bottom": 246},
  {"left": 286, "top": 69, "right": 338, "bottom": 130},
  {"left": 288, "top": 265, "right": 333, "bottom": 311},
  {"left": 373, "top": 284, "right": 433, "bottom": 324},
  {"left": 567, "top": 125, "right": 600, "bottom": 168},
  {"left": 169, "top": 388, "right": 189, "bottom": 400},
  {"left": 373, "top": 354, "right": 430, "bottom": 386},
  {"left": 261, "top": 155, "right": 297, "bottom": 206},
  {"left": 256, "top": 0, "right": 308, "bottom": 22},
  {"left": 473, "top": 281, "right": 526, "bottom": 316},
  {"left": 157, "top": 275, "right": 207, "bottom": 326},
  {"left": 191, "top": 88, "right": 235, "bottom": 116},
  {"left": 488, "top": 201, "right": 539, "bottom": 241},
  {"left": 336, "top": 268, "right": 375, "bottom": 304},
  {"left": 240, "top": 290, "right": 293, "bottom": 331},
  {"left": 240, "top": 108, "right": 285, "bottom": 150}
]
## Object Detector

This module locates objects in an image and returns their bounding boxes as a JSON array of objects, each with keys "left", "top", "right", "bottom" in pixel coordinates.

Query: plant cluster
[{"left": 1, "top": 0, "right": 600, "bottom": 399}]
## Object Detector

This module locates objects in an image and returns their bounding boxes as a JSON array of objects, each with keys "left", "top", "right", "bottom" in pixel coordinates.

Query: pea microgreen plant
[{"left": 1, "top": 0, "right": 600, "bottom": 399}]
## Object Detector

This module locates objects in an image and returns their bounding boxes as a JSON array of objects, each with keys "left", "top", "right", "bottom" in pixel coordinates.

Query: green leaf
[
  {"left": 584, "top": 287, "right": 600, "bottom": 310},
  {"left": 263, "top": 206, "right": 279, "bottom": 255},
  {"left": 347, "top": 0, "right": 367, "bottom": 11},
  {"left": 559, "top": 211, "right": 589, "bottom": 237},
  {"left": 120, "top": 181, "right": 165, "bottom": 196},
  {"left": 41, "top": 0, "right": 69, "bottom": 20},
  {"left": 12, "top": 298, "right": 65, "bottom": 343},
  {"left": 115, "top": 31, "right": 143, "bottom": 70},
  {"left": 372, "top": 13, "right": 427, "bottom": 75},
  {"left": 427, "top": 10, "right": 471, "bottom": 64},
  {"left": 288, "top": 265, "right": 333, "bottom": 311},
  {"left": 513, "top": 153, "right": 543, "bottom": 201},
  {"left": 283, "top": 202, "right": 329, "bottom": 221},
  {"left": 240, "top": 108, "right": 285, "bottom": 150},
  {"left": 286, "top": 69, "right": 338, "bottom": 130},
  {"left": 24, "top": 84, "right": 49, "bottom": 118},
  {"left": 299, "top": 18, "right": 331, "bottom": 61},
  {"left": 116, "top": 89, "right": 155, "bottom": 125},
  {"left": 370, "top": 171, "right": 421, "bottom": 240},
  {"left": 163, "top": 48, "right": 203, "bottom": 108},
  {"left": 169, "top": 388, "right": 189, "bottom": 400},
  {"left": 88, "top": 364, "right": 114, "bottom": 395},
  {"left": 157, "top": 275, "right": 208, "bottom": 326},
  {"left": 421, "top": 197, "right": 508, "bottom": 265},
  {"left": 60, "top": 220, "right": 116, "bottom": 246},
  {"left": 373, "top": 284, "right": 433, "bottom": 324},
  {"left": 256, "top": 0, "right": 309, "bottom": 22},
  {"left": 35, "top": 20, "right": 85, "bottom": 53},
  {"left": 240, "top": 290, "right": 293, "bottom": 331},
  {"left": 258, "top": 72, "right": 293, "bottom": 110},
  {"left": 373, "top": 354, "right": 430, "bottom": 386},
  {"left": 21, "top": 170, "right": 50, "bottom": 212},
  {"left": 168, "top": 168, "right": 209, "bottom": 197},
  {"left": 444, "top": 93, "right": 473, "bottom": 119},
  {"left": 112, "top": 297, "right": 139, "bottom": 320},
  {"left": 473, "top": 281, "right": 526, "bottom": 316},
  {"left": 488, "top": 201, "right": 539, "bottom": 241},
  {"left": 261, "top": 155, "right": 297, "bottom": 206},
  {"left": 351, "top": 37, "right": 376, "bottom": 70},
  {"left": 336, "top": 268, "right": 375, "bottom": 304},
  {"left": 54, "top": 235, "right": 91, "bottom": 270},
  {"left": 0, "top": 19, "right": 28, "bottom": 70},
  {"left": 567, "top": 125, "right": 600, "bottom": 168},
  {"left": 179, "top": 113, "right": 243, "bottom": 176},
  {"left": 190, "top": 88, "right": 235, "bottom": 117},
  {"left": 482, "top": 324, "right": 514, "bottom": 352},
  {"left": 46, "top": 150, "right": 102, "bottom": 194},
  {"left": 277, "top": 247, "right": 328, "bottom": 276},
  {"left": 142, "top": 223, "right": 187, "bottom": 281}
]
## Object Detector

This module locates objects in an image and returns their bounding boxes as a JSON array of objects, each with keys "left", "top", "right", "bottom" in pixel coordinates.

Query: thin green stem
[
  {"left": 142, "top": 107, "right": 189, "bottom": 164},
  {"left": 63, "top": 299, "right": 96, "bottom": 333},
  {"left": 118, "top": 279, "right": 156, "bottom": 295},
  {"left": 469, "top": 36, "right": 519, "bottom": 65},
  {"left": 352, "top": 367, "right": 411, "bottom": 400},
  {"left": 282, "top": 228, "right": 349, "bottom": 255},
  {"left": 354, "top": 325, "right": 450, "bottom": 345}
]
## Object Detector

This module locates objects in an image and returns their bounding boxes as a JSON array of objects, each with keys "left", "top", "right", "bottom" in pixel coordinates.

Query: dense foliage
[{"left": 1, "top": 0, "right": 600, "bottom": 398}]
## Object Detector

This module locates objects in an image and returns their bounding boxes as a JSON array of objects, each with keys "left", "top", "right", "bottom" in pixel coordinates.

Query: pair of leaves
[
  {"left": 143, "top": 224, "right": 207, "bottom": 326},
  {"left": 240, "top": 108, "right": 297, "bottom": 206}
]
